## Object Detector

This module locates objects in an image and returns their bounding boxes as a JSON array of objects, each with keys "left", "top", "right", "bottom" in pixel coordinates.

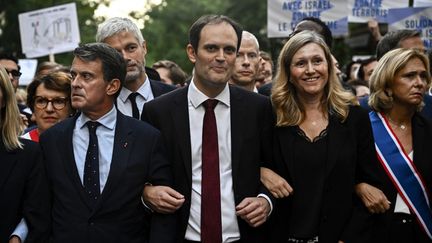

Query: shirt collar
[
  {"left": 77, "top": 106, "right": 117, "bottom": 131},
  {"left": 119, "top": 76, "right": 152, "bottom": 102},
  {"left": 188, "top": 78, "right": 230, "bottom": 109}
]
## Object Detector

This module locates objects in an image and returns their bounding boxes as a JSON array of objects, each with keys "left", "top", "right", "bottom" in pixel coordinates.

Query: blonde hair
[
  {"left": 368, "top": 48, "right": 431, "bottom": 112},
  {"left": 0, "top": 66, "right": 23, "bottom": 150},
  {"left": 272, "top": 31, "right": 357, "bottom": 127}
]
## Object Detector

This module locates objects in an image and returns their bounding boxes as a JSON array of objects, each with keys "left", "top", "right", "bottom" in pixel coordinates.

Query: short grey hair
[
  {"left": 242, "top": 31, "right": 259, "bottom": 50},
  {"left": 96, "top": 17, "right": 144, "bottom": 44}
]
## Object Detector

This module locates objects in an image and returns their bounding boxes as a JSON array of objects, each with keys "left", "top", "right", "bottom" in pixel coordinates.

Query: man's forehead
[
  {"left": 400, "top": 36, "right": 425, "bottom": 49},
  {"left": 239, "top": 38, "right": 259, "bottom": 52},
  {"left": 200, "top": 22, "right": 237, "bottom": 42},
  {"left": 0, "top": 59, "right": 18, "bottom": 69}
]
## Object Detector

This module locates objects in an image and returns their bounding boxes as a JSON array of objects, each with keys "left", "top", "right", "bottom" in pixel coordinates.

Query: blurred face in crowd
[
  {"left": 391, "top": 57, "right": 427, "bottom": 108},
  {"left": 155, "top": 67, "right": 174, "bottom": 85},
  {"left": 231, "top": 34, "right": 260, "bottom": 89},
  {"left": 290, "top": 43, "right": 328, "bottom": 99},
  {"left": 363, "top": 60, "right": 377, "bottom": 82},
  {"left": 350, "top": 63, "right": 361, "bottom": 81},
  {"left": 33, "top": 83, "right": 72, "bottom": 133},
  {"left": 103, "top": 31, "right": 147, "bottom": 89},
  {"left": 70, "top": 57, "right": 119, "bottom": 119},
  {"left": 0, "top": 59, "right": 20, "bottom": 92},
  {"left": 331, "top": 54, "right": 342, "bottom": 81},
  {"left": 399, "top": 36, "right": 426, "bottom": 54},
  {"left": 187, "top": 21, "right": 238, "bottom": 97},
  {"left": 260, "top": 59, "right": 273, "bottom": 83},
  {"left": 355, "top": 85, "right": 370, "bottom": 98}
]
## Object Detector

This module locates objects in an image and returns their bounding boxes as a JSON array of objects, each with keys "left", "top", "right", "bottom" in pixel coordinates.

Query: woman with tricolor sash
[{"left": 357, "top": 48, "right": 432, "bottom": 242}]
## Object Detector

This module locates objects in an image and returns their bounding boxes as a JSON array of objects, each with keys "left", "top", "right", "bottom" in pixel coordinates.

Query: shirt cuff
[
  {"left": 141, "top": 183, "right": 154, "bottom": 212},
  {"left": 11, "top": 218, "right": 28, "bottom": 242},
  {"left": 257, "top": 193, "right": 273, "bottom": 216}
]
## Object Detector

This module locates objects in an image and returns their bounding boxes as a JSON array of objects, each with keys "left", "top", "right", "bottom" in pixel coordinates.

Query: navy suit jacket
[
  {"left": 0, "top": 139, "right": 50, "bottom": 243},
  {"left": 149, "top": 79, "right": 176, "bottom": 98},
  {"left": 40, "top": 111, "right": 176, "bottom": 243},
  {"left": 142, "top": 85, "right": 274, "bottom": 242}
]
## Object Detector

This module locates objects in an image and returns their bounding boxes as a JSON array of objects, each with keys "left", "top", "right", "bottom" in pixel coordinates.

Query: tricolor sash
[{"left": 369, "top": 111, "right": 432, "bottom": 239}]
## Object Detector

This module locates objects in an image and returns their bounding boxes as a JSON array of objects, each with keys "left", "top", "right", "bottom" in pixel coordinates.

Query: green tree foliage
[
  {"left": 144, "top": 0, "right": 284, "bottom": 74},
  {"left": 144, "top": 0, "right": 229, "bottom": 74}
]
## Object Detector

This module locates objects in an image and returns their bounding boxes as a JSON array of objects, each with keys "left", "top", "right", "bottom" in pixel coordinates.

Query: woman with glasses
[
  {"left": 0, "top": 66, "right": 50, "bottom": 243},
  {"left": 22, "top": 71, "right": 75, "bottom": 142}
]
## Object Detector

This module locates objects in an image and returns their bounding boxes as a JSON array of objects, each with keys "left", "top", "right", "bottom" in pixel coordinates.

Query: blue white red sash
[{"left": 369, "top": 111, "right": 432, "bottom": 239}]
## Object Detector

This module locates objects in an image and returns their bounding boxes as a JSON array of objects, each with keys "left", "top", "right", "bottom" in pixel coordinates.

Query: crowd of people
[{"left": 1, "top": 13, "right": 431, "bottom": 243}]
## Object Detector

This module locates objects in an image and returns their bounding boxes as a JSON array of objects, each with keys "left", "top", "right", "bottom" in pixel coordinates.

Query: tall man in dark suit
[
  {"left": 40, "top": 43, "right": 176, "bottom": 243},
  {"left": 142, "top": 15, "right": 274, "bottom": 242},
  {"left": 96, "top": 17, "right": 175, "bottom": 120}
]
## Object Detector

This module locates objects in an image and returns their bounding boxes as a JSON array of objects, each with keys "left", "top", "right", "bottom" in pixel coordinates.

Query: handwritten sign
[
  {"left": 268, "top": 0, "right": 348, "bottom": 38},
  {"left": 18, "top": 3, "right": 80, "bottom": 58},
  {"left": 388, "top": 6, "right": 432, "bottom": 49}
]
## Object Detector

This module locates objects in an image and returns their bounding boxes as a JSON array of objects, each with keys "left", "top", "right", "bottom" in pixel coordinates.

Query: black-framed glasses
[
  {"left": 34, "top": 96, "right": 68, "bottom": 110},
  {"left": 6, "top": 69, "right": 22, "bottom": 79}
]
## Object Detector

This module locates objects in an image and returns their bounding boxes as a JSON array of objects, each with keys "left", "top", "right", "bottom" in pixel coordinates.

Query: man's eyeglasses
[
  {"left": 34, "top": 96, "right": 69, "bottom": 110},
  {"left": 6, "top": 69, "right": 22, "bottom": 79}
]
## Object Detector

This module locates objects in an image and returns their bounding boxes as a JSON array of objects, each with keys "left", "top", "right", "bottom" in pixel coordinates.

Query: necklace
[{"left": 387, "top": 116, "right": 407, "bottom": 130}]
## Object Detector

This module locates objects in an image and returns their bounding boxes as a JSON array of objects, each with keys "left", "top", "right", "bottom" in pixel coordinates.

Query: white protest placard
[
  {"left": 18, "top": 59, "right": 38, "bottom": 86},
  {"left": 388, "top": 6, "right": 432, "bottom": 49},
  {"left": 18, "top": 3, "right": 80, "bottom": 58},
  {"left": 348, "top": 0, "right": 407, "bottom": 23},
  {"left": 268, "top": 0, "right": 349, "bottom": 38},
  {"left": 414, "top": 0, "right": 432, "bottom": 7}
]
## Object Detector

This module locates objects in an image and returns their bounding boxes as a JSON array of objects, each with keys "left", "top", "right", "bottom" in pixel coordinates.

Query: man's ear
[
  {"left": 106, "top": 79, "right": 121, "bottom": 96},
  {"left": 186, "top": 44, "right": 196, "bottom": 64},
  {"left": 142, "top": 40, "right": 147, "bottom": 56}
]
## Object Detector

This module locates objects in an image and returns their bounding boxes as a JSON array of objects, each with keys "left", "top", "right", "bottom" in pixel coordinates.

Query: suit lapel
[
  {"left": 150, "top": 79, "right": 162, "bottom": 97},
  {"left": 58, "top": 115, "right": 93, "bottom": 210},
  {"left": 94, "top": 113, "right": 133, "bottom": 211},
  {"left": 0, "top": 142, "right": 18, "bottom": 192},
  {"left": 172, "top": 88, "right": 193, "bottom": 185},
  {"left": 325, "top": 115, "right": 348, "bottom": 178},
  {"left": 229, "top": 87, "right": 244, "bottom": 179}
]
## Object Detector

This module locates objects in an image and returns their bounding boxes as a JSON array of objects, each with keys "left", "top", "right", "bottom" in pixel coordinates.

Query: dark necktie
[
  {"left": 84, "top": 121, "right": 101, "bottom": 206},
  {"left": 201, "top": 99, "right": 222, "bottom": 243},
  {"left": 128, "top": 92, "right": 140, "bottom": 119}
]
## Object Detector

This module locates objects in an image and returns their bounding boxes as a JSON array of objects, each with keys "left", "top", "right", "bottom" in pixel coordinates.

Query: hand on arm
[
  {"left": 142, "top": 185, "right": 185, "bottom": 214},
  {"left": 260, "top": 167, "right": 293, "bottom": 198},
  {"left": 355, "top": 182, "right": 390, "bottom": 214},
  {"left": 235, "top": 197, "right": 270, "bottom": 227}
]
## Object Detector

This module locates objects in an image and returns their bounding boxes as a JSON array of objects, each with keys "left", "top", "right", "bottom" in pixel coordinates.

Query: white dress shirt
[
  {"left": 185, "top": 80, "right": 241, "bottom": 242},
  {"left": 116, "top": 77, "right": 154, "bottom": 118},
  {"left": 73, "top": 106, "right": 116, "bottom": 192},
  {"left": 394, "top": 151, "right": 413, "bottom": 214}
]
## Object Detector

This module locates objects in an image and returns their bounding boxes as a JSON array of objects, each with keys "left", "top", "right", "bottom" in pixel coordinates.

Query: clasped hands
[{"left": 142, "top": 185, "right": 271, "bottom": 227}]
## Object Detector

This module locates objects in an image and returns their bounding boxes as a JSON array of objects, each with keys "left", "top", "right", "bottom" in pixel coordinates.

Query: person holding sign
[{"left": 365, "top": 48, "right": 432, "bottom": 242}]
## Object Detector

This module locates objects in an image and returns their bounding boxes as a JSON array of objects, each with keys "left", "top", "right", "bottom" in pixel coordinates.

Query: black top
[{"left": 289, "top": 127, "right": 328, "bottom": 238}]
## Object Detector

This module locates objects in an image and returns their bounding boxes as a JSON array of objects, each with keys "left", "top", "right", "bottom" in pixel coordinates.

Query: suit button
[
  {"left": 322, "top": 216, "right": 328, "bottom": 222},
  {"left": 89, "top": 222, "right": 94, "bottom": 226}
]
